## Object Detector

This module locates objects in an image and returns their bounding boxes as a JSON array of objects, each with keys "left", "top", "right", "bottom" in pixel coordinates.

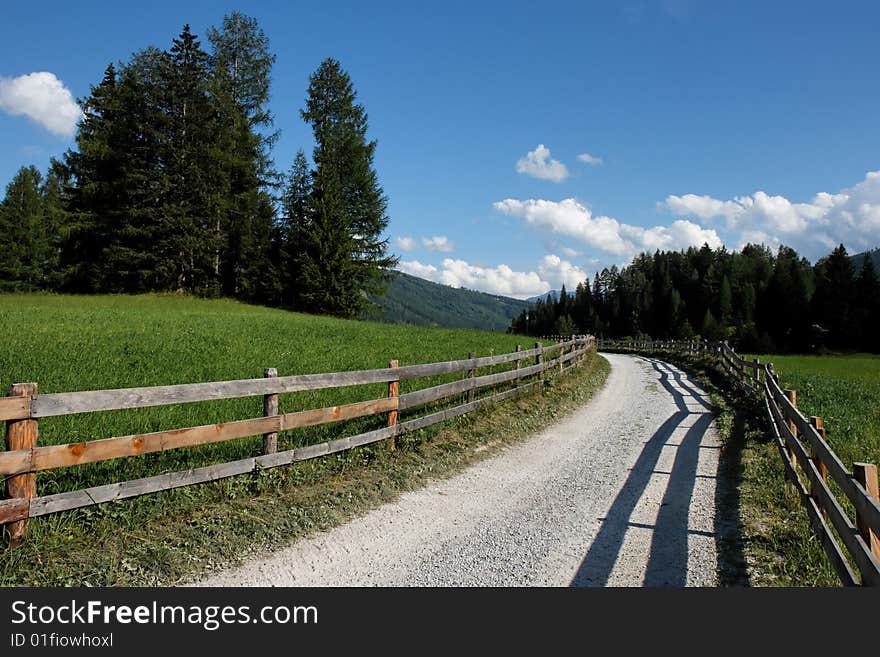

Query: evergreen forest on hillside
[{"left": 510, "top": 243, "right": 880, "bottom": 353}]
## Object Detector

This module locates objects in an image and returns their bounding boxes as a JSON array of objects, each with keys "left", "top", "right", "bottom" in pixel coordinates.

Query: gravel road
[{"left": 193, "top": 353, "right": 726, "bottom": 587}]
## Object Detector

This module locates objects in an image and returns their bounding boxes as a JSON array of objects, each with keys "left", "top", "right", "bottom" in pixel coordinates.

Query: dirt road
[{"left": 193, "top": 353, "right": 730, "bottom": 587}]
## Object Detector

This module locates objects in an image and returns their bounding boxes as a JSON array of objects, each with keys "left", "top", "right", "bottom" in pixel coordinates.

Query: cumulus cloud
[
  {"left": 396, "top": 259, "right": 549, "bottom": 299},
  {"left": 395, "top": 236, "right": 416, "bottom": 252},
  {"left": 494, "top": 197, "right": 721, "bottom": 257},
  {"left": 560, "top": 246, "right": 582, "bottom": 258},
  {"left": 397, "top": 260, "right": 439, "bottom": 279},
  {"left": 516, "top": 144, "right": 569, "bottom": 182},
  {"left": 577, "top": 152, "right": 603, "bottom": 166},
  {"left": 537, "top": 254, "right": 589, "bottom": 289},
  {"left": 662, "top": 194, "right": 743, "bottom": 223},
  {"left": 422, "top": 235, "right": 454, "bottom": 252},
  {"left": 0, "top": 72, "right": 81, "bottom": 137},
  {"left": 663, "top": 171, "right": 880, "bottom": 258}
]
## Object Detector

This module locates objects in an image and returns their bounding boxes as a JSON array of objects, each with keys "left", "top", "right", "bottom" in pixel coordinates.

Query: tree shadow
[{"left": 570, "top": 357, "right": 727, "bottom": 586}]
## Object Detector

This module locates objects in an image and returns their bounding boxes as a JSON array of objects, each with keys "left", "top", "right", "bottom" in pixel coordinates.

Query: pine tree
[
  {"left": 853, "top": 256, "right": 880, "bottom": 350},
  {"left": 207, "top": 12, "right": 278, "bottom": 299},
  {"left": 102, "top": 49, "right": 169, "bottom": 291},
  {"left": 812, "top": 244, "right": 855, "bottom": 347},
  {"left": 62, "top": 64, "right": 121, "bottom": 291},
  {"left": 0, "top": 166, "right": 48, "bottom": 290},
  {"left": 278, "top": 150, "right": 311, "bottom": 305},
  {"left": 39, "top": 157, "right": 71, "bottom": 287},
  {"left": 160, "top": 25, "right": 222, "bottom": 294},
  {"left": 296, "top": 58, "right": 397, "bottom": 316}
]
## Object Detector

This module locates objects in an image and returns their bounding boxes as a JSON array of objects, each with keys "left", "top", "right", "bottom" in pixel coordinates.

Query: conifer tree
[
  {"left": 160, "top": 24, "right": 222, "bottom": 294},
  {"left": 0, "top": 166, "right": 48, "bottom": 290},
  {"left": 207, "top": 12, "right": 278, "bottom": 299},
  {"left": 296, "top": 58, "right": 396, "bottom": 316}
]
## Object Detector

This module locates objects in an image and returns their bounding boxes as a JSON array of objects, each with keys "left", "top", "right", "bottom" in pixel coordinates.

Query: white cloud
[
  {"left": 663, "top": 171, "right": 880, "bottom": 259},
  {"left": 396, "top": 259, "right": 549, "bottom": 299},
  {"left": 537, "top": 254, "right": 589, "bottom": 290},
  {"left": 560, "top": 246, "right": 582, "bottom": 258},
  {"left": 662, "top": 194, "right": 743, "bottom": 223},
  {"left": 395, "top": 236, "right": 416, "bottom": 252},
  {"left": 422, "top": 235, "right": 454, "bottom": 252},
  {"left": 577, "top": 152, "right": 603, "bottom": 166},
  {"left": 516, "top": 144, "right": 569, "bottom": 182},
  {"left": 0, "top": 72, "right": 81, "bottom": 138},
  {"left": 397, "top": 260, "right": 439, "bottom": 279},
  {"left": 494, "top": 197, "right": 721, "bottom": 258}
]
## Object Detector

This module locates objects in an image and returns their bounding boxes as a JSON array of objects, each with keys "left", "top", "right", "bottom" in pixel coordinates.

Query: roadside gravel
[{"left": 193, "top": 353, "right": 723, "bottom": 587}]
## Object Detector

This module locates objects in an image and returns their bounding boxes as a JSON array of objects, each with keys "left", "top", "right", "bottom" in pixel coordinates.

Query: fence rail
[
  {"left": 598, "top": 337, "right": 880, "bottom": 586},
  {"left": 1, "top": 335, "right": 596, "bottom": 547}
]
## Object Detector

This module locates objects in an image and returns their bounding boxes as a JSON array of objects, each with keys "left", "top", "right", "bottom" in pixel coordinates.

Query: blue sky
[{"left": 2, "top": 1, "right": 879, "bottom": 298}]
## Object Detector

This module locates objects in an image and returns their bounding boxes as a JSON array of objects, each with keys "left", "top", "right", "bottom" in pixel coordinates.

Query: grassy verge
[
  {"left": 607, "top": 347, "right": 839, "bottom": 586},
  {"left": 1, "top": 351, "right": 609, "bottom": 586}
]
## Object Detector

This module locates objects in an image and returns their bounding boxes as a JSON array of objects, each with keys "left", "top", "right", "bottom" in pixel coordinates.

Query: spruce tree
[
  {"left": 0, "top": 166, "right": 48, "bottom": 290},
  {"left": 39, "top": 157, "right": 71, "bottom": 288},
  {"left": 278, "top": 150, "right": 311, "bottom": 305},
  {"left": 812, "top": 244, "right": 855, "bottom": 347},
  {"left": 297, "top": 58, "right": 397, "bottom": 316},
  {"left": 207, "top": 12, "right": 278, "bottom": 299},
  {"left": 62, "top": 64, "right": 121, "bottom": 291},
  {"left": 160, "top": 25, "right": 222, "bottom": 294}
]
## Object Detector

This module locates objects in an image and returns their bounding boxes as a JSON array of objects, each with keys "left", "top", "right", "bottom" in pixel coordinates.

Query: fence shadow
[{"left": 570, "top": 357, "right": 720, "bottom": 586}]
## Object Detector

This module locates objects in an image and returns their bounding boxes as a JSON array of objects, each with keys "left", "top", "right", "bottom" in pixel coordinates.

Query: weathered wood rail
[
  {"left": 598, "top": 338, "right": 880, "bottom": 586},
  {"left": 1, "top": 335, "right": 596, "bottom": 548}
]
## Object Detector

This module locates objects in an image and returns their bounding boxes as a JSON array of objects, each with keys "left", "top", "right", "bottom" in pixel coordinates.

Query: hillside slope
[
  {"left": 851, "top": 247, "right": 880, "bottom": 271},
  {"left": 367, "top": 271, "right": 530, "bottom": 332}
]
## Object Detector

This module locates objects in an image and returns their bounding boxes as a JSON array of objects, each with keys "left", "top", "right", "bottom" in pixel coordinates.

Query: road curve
[{"left": 192, "top": 353, "right": 725, "bottom": 587}]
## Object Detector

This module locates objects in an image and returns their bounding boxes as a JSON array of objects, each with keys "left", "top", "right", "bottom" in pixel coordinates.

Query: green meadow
[
  {"left": 0, "top": 293, "right": 547, "bottom": 498},
  {"left": 747, "top": 353, "right": 880, "bottom": 468}
]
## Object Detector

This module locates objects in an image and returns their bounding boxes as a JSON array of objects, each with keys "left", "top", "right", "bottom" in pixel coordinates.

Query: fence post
[
  {"left": 853, "top": 463, "right": 880, "bottom": 562},
  {"left": 387, "top": 360, "right": 399, "bottom": 451},
  {"left": 261, "top": 369, "right": 279, "bottom": 455},
  {"left": 467, "top": 352, "right": 476, "bottom": 403},
  {"left": 535, "top": 342, "right": 544, "bottom": 382},
  {"left": 783, "top": 389, "right": 798, "bottom": 492},
  {"left": 808, "top": 416, "right": 828, "bottom": 517},
  {"left": 558, "top": 338, "right": 564, "bottom": 375},
  {"left": 4, "top": 383, "right": 37, "bottom": 548},
  {"left": 515, "top": 344, "right": 522, "bottom": 384}
]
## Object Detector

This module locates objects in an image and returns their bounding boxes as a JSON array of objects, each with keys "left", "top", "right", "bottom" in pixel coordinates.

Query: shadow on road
[{"left": 570, "top": 357, "right": 726, "bottom": 587}]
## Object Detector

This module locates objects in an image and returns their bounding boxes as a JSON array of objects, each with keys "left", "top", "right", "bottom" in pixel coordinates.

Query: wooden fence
[
  {"left": 1, "top": 335, "right": 596, "bottom": 548},
  {"left": 598, "top": 338, "right": 880, "bottom": 586}
]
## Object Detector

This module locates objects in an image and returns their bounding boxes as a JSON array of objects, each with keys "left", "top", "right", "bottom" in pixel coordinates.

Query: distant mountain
[
  {"left": 526, "top": 289, "right": 559, "bottom": 304},
  {"left": 365, "top": 271, "right": 530, "bottom": 332},
  {"left": 851, "top": 247, "right": 880, "bottom": 271}
]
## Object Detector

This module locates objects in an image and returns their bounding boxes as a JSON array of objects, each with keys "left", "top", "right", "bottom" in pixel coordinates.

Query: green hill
[
  {"left": 851, "top": 247, "right": 880, "bottom": 271},
  {"left": 366, "top": 271, "right": 530, "bottom": 332}
]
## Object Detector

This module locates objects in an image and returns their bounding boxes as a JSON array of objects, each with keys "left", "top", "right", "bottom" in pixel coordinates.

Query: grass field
[
  {"left": 0, "top": 293, "right": 608, "bottom": 585},
  {"left": 0, "top": 292, "right": 546, "bottom": 495},
  {"left": 723, "top": 351, "right": 880, "bottom": 586},
  {"left": 746, "top": 353, "right": 880, "bottom": 468}
]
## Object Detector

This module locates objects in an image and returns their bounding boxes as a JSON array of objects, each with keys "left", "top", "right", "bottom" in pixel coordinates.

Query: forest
[
  {"left": 0, "top": 12, "right": 394, "bottom": 317},
  {"left": 509, "top": 243, "right": 880, "bottom": 353}
]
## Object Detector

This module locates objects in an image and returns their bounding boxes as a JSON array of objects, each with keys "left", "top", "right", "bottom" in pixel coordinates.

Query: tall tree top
[
  {"left": 207, "top": 11, "right": 275, "bottom": 127},
  {"left": 301, "top": 58, "right": 369, "bottom": 145}
]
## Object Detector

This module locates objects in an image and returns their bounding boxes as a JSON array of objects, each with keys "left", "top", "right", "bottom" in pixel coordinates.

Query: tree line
[
  {"left": 510, "top": 243, "right": 880, "bottom": 353},
  {"left": 0, "top": 13, "right": 395, "bottom": 317}
]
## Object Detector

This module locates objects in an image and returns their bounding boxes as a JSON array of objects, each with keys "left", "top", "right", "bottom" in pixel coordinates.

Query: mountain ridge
[{"left": 366, "top": 271, "right": 531, "bottom": 332}]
